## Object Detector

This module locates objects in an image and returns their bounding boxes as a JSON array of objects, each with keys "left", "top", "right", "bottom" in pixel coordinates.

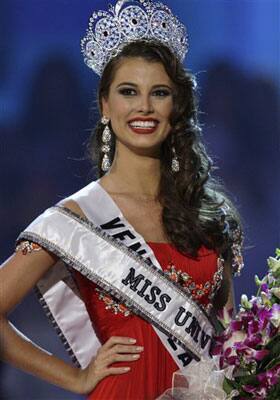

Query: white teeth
[{"left": 129, "top": 120, "right": 157, "bottom": 128}]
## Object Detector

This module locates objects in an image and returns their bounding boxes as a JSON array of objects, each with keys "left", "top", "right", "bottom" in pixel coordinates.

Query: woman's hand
[{"left": 76, "top": 336, "right": 144, "bottom": 395}]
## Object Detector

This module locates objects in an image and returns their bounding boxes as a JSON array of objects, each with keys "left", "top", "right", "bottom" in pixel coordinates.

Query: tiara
[{"left": 81, "top": 0, "right": 189, "bottom": 76}]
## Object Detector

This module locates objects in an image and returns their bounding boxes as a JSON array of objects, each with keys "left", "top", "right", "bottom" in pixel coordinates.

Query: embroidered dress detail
[
  {"left": 95, "top": 287, "right": 131, "bottom": 317},
  {"left": 165, "top": 265, "right": 211, "bottom": 299},
  {"left": 165, "top": 255, "right": 224, "bottom": 313},
  {"left": 15, "top": 240, "right": 42, "bottom": 255}
]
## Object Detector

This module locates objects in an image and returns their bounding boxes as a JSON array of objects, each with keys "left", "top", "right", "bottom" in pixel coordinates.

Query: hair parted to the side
[{"left": 87, "top": 39, "right": 242, "bottom": 260}]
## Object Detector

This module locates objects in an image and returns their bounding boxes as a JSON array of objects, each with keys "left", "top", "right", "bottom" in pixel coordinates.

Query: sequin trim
[{"left": 34, "top": 286, "right": 80, "bottom": 367}]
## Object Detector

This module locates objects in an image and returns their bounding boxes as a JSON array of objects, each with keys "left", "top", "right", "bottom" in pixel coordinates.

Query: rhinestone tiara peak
[{"left": 81, "top": 0, "right": 189, "bottom": 76}]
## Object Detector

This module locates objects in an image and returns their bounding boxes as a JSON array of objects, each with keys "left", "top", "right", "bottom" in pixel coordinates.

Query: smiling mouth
[{"left": 128, "top": 121, "right": 159, "bottom": 134}]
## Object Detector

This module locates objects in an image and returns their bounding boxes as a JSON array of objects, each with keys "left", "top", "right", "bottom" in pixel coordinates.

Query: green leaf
[
  {"left": 265, "top": 334, "right": 280, "bottom": 351},
  {"left": 238, "top": 388, "right": 253, "bottom": 398},
  {"left": 215, "top": 319, "right": 226, "bottom": 334},
  {"left": 223, "top": 377, "right": 235, "bottom": 395},
  {"left": 264, "top": 355, "right": 280, "bottom": 371},
  {"left": 260, "top": 334, "right": 280, "bottom": 370},
  {"left": 236, "top": 374, "right": 258, "bottom": 386},
  {"left": 235, "top": 366, "right": 251, "bottom": 377},
  {"left": 223, "top": 376, "right": 240, "bottom": 391},
  {"left": 267, "top": 381, "right": 280, "bottom": 399}
]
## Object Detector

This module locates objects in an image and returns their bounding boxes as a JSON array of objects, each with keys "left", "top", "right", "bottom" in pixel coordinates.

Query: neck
[{"left": 102, "top": 141, "right": 161, "bottom": 199}]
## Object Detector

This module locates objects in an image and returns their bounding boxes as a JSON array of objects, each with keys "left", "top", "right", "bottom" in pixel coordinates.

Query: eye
[
  {"left": 118, "top": 88, "right": 136, "bottom": 96},
  {"left": 152, "top": 89, "right": 171, "bottom": 97}
]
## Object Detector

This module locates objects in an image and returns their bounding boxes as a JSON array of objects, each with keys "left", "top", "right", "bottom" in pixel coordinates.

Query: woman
[{"left": 0, "top": 1, "right": 243, "bottom": 399}]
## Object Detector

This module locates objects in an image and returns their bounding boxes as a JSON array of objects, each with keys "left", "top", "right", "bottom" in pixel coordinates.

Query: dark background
[{"left": 0, "top": 0, "right": 279, "bottom": 398}]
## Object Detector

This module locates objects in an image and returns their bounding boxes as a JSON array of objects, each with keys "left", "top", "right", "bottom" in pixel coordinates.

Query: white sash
[{"left": 18, "top": 181, "right": 218, "bottom": 370}]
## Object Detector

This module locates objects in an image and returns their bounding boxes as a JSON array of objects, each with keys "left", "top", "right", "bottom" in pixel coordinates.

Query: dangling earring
[
  {"left": 171, "top": 146, "right": 180, "bottom": 172},
  {"left": 101, "top": 116, "right": 111, "bottom": 172}
]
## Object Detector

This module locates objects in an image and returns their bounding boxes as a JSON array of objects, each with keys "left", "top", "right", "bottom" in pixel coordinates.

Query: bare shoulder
[
  {"left": 0, "top": 200, "right": 88, "bottom": 316},
  {"left": 60, "top": 199, "right": 86, "bottom": 219}
]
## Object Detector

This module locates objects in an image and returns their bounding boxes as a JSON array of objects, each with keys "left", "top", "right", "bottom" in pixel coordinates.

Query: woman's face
[{"left": 101, "top": 57, "right": 174, "bottom": 156}]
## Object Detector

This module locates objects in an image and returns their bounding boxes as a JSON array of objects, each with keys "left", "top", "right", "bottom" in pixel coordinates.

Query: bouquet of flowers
[
  {"left": 157, "top": 250, "right": 280, "bottom": 400},
  {"left": 213, "top": 249, "right": 280, "bottom": 399}
]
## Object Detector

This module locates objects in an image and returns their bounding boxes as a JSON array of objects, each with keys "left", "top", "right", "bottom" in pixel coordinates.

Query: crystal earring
[
  {"left": 101, "top": 116, "right": 111, "bottom": 172},
  {"left": 171, "top": 146, "right": 180, "bottom": 172}
]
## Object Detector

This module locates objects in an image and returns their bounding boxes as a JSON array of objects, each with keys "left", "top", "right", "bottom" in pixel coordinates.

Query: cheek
[
  {"left": 109, "top": 100, "right": 131, "bottom": 135},
  {"left": 160, "top": 99, "right": 173, "bottom": 120},
  {"left": 110, "top": 97, "right": 131, "bottom": 120}
]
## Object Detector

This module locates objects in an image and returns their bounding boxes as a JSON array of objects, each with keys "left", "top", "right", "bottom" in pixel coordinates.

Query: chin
[
  {"left": 115, "top": 127, "right": 169, "bottom": 153},
  {"left": 125, "top": 139, "right": 163, "bottom": 157}
]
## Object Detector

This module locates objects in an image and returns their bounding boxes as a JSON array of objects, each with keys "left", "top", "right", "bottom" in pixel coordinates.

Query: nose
[{"left": 137, "top": 93, "right": 154, "bottom": 114}]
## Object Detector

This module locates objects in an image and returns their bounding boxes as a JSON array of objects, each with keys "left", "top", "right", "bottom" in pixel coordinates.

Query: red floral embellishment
[
  {"left": 95, "top": 288, "right": 131, "bottom": 317},
  {"left": 16, "top": 241, "right": 42, "bottom": 255},
  {"left": 165, "top": 257, "right": 224, "bottom": 313}
]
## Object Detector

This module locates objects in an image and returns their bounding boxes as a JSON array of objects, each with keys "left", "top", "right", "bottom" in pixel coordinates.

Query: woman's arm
[
  {"left": 0, "top": 249, "right": 84, "bottom": 393},
  {"left": 213, "top": 257, "right": 236, "bottom": 313},
  {"left": 0, "top": 202, "right": 143, "bottom": 394},
  {"left": 224, "top": 258, "right": 236, "bottom": 313}
]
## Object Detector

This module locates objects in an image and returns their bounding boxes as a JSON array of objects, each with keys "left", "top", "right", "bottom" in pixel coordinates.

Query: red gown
[{"left": 74, "top": 243, "right": 220, "bottom": 400}]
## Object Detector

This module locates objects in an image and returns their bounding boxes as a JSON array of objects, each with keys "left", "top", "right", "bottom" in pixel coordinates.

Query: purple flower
[
  {"left": 230, "top": 320, "right": 243, "bottom": 331},
  {"left": 252, "top": 349, "right": 269, "bottom": 361},
  {"left": 266, "top": 322, "right": 278, "bottom": 338},
  {"left": 247, "top": 320, "right": 260, "bottom": 336},
  {"left": 242, "top": 366, "right": 280, "bottom": 399},
  {"left": 242, "top": 384, "right": 258, "bottom": 393},
  {"left": 257, "top": 368, "right": 279, "bottom": 386},
  {"left": 233, "top": 341, "right": 269, "bottom": 362},
  {"left": 243, "top": 384, "right": 268, "bottom": 398},
  {"left": 257, "top": 307, "right": 272, "bottom": 330},
  {"left": 244, "top": 333, "right": 263, "bottom": 347},
  {"left": 252, "top": 301, "right": 260, "bottom": 315},
  {"left": 226, "top": 355, "right": 240, "bottom": 366},
  {"left": 260, "top": 283, "right": 269, "bottom": 293}
]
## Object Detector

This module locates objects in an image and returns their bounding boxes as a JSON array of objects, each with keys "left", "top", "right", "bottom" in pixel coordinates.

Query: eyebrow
[{"left": 116, "top": 82, "right": 173, "bottom": 90}]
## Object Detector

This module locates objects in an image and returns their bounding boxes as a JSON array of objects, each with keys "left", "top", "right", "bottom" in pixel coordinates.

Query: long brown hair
[{"left": 88, "top": 39, "right": 242, "bottom": 259}]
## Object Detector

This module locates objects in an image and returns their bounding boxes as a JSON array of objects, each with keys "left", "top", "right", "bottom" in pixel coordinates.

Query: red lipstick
[{"left": 128, "top": 117, "right": 159, "bottom": 135}]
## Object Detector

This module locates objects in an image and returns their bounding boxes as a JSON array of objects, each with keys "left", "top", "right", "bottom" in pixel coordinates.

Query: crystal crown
[{"left": 81, "top": 0, "right": 189, "bottom": 76}]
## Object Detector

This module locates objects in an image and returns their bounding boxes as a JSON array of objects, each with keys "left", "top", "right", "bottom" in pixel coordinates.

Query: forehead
[{"left": 111, "top": 57, "right": 173, "bottom": 87}]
